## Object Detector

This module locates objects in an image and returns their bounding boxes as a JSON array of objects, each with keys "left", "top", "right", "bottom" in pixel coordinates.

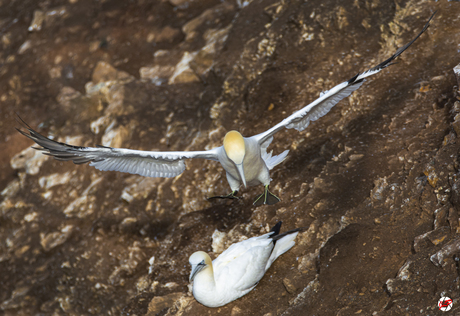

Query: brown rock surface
[{"left": 1, "top": 0, "right": 459, "bottom": 315}]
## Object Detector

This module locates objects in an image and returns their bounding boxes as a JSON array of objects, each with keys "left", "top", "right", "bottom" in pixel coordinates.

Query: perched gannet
[
  {"left": 17, "top": 13, "right": 435, "bottom": 205},
  {"left": 189, "top": 222, "right": 302, "bottom": 307}
]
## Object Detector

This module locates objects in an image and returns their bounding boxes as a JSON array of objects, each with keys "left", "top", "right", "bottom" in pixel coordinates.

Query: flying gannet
[
  {"left": 17, "top": 13, "right": 435, "bottom": 206},
  {"left": 189, "top": 221, "right": 302, "bottom": 307}
]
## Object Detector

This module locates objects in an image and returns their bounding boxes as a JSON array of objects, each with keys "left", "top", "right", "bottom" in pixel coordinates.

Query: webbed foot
[
  {"left": 207, "top": 190, "right": 239, "bottom": 200},
  {"left": 253, "top": 185, "right": 280, "bottom": 206}
]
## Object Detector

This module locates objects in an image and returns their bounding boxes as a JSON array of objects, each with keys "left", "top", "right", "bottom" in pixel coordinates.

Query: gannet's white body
[
  {"left": 189, "top": 222, "right": 301, "bottom": 307},
  {"left": 17, "top": 14, "right": 434, "bottom": 205}
]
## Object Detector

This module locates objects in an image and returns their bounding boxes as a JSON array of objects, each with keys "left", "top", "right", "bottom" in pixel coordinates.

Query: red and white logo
[{"left": 438, "top": 297, "right": 453, "bottom": 312}]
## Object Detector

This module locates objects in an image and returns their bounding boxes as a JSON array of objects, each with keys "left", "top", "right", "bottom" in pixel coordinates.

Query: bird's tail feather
[
  {"left": 262, "top": 149, "right": 289, "bottom": 170},
  {"left": 265, "top": 231, "right": 299, "bottom": 271}
]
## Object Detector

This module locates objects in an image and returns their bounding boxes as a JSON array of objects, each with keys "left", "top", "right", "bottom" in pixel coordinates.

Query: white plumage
[
  {"left": 17, "top": 14, "right": 434, "bottom": 205},
  {"left": 189, "top": 222, "right": 302, "bottom": 307}
]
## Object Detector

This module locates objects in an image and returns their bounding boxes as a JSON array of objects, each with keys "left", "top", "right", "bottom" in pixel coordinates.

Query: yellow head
[
  {"left": 223, "top": 131, "right": 245, "bottom": 164},
  {"left": 189, "top": 251, "right": 213, "bottom": 281}
]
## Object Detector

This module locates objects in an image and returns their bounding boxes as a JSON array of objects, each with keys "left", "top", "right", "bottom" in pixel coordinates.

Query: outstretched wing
[
  {"left": 252, "top": 12, "right": 435, "bottom": 146},
  {"left": 17, "top": 123, "right": 220, "bottom": 178}
]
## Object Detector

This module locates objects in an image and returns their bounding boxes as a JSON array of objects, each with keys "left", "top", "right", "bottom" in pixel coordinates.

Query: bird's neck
[{"left": 193, "top": 266, "right": 216, "bottom": 291}]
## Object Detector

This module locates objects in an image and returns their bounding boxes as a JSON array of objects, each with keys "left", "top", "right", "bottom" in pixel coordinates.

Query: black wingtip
[
  {"left": 15, "top": 113, "right": 33, "bottom": 130},
  {"left": 15, "top": 126, "right": 34, "bottom": 141},
  {"left": 96, "top": 144, "right": 112, "bottom": 149},
  {"left": 370, "top": 11, "right": 436, "bottom": 73},
  {"left": 347, "top": 73, "right": 360, "bottom": 84},
  {"left": 271, "top": 225, "right": 309, "bottom": 242},
  {"left": 15, "top": 114, "right": 41, "bottom": 144},
  {"left": 427, "top": 10, "right": 437, "bottom": 25},
  {"left": 347, "top": 74, "right": 365, "bottom": 86}
]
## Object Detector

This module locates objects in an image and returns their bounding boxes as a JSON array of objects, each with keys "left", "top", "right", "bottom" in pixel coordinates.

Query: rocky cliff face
[{"left": 1, "top": 0, "right": 459, "bottom": 315}]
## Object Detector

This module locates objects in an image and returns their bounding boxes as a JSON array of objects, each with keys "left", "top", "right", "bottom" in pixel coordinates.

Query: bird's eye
[{"left": 199, "top": 260, "right": 205, "bottom": 266}]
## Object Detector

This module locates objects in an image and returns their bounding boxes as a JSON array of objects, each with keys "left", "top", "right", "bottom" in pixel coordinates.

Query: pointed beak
[
  {"left": 189, "top": 264, "right": 205, "bottom": 282},
  {"left": 236, "top": 163, "right": 246, "bottom": 188}
]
